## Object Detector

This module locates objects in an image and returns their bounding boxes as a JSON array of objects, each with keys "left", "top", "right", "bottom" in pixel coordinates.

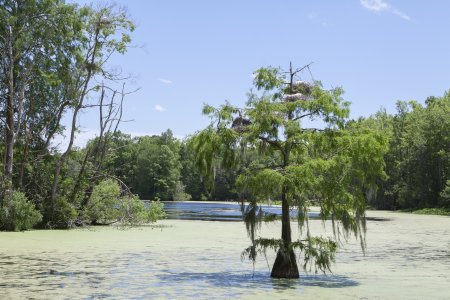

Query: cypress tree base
[{"left": 270, "top": 249, "right": 300, "bottom": 278}]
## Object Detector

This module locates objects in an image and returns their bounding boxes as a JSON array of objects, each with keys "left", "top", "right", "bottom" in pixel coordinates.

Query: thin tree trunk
[
  {"left": 271, "top": 63, "right": 300, "bottom": 278},
  {"left": 49, "top": 26, "right": 100, "bottom": 223},
  {"left": 18, "top": 113, "right": 29, "bottom": 188},
  {"left": 80, "top": 85, "right": 125, "bottom": 210},
  {"left": 3, "top": 25, "right": 15, "bottom": 199},
  {"left": 70, "top": 147, "right": 91, "bottom": 205}
]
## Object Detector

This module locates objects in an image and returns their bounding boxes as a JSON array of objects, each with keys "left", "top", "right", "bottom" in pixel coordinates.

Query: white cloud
[
  {"left": 306, "top": 12, "right": 328, "bottom": 27},
  {"left": 360, "top": 0, "right": 411, "bottom": 21},
  {"left": 158, "top": 78, "right": 173, "bottom": 84},
  {"left": 307, "top": 12, "right": 318, "bottom": 20},
  {"left": 154, "top": 104, "right": 167, "bottom": 112},
  {"left": 360, "top": 0, "right": 388, "bottom": 11}
]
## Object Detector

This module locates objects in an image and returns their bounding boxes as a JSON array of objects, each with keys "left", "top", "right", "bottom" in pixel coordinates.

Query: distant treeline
[
  {"left": 367, "top": 96, "right": 450, "bottom": 210},
  {"left": 85, "top": 94, "right": 450, "bottom": 210},
  {"left": 78, "top": 129, "right": 237, "bottom": 202}
]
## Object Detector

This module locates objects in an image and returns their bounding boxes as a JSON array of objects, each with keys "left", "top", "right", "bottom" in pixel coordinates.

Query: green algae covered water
[{"left": 0, "top": 206, "right": 449, "bottom": 299}]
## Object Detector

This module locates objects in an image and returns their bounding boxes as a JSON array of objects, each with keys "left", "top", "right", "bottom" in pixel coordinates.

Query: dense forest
[
  {"left": 0, "top": 1, "right": 165, "bottom": 230},
  {"left": 79, "top": 94, "right": 450, "bottom": 211},
  {"left": 1, "top": 1, "right": 449, "bottom": 232}
]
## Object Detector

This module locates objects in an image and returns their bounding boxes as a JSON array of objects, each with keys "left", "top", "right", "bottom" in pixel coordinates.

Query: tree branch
[{"left": 258, "top": 135, "right": 283, "bottom": 151}]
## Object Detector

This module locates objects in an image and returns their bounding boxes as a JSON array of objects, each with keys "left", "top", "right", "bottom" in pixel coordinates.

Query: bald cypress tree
[{"left": 193, "top": 63, "right": 387, "bottom": 278}]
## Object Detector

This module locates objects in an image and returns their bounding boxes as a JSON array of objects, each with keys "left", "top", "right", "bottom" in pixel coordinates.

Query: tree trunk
[
  {"left": 4, "top": 25, "right": 15, "bottom": 192},
  {"left": 271, "top": 248, "right": 299, "bottom": 278},
  {"left": 270, "top": 187, "right": 299, "bottom": 278},
  {"left": 49, "top": 26, "right": 100, "bottom": 222},
  {"left": 271, "top": 139, "right": 299, "bottom": 278}
]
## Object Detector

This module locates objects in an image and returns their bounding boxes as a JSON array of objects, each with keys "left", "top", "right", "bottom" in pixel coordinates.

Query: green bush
[
  {"left": 85, "top": 179, "right": 121, "bottom": 224},
  {"left": 85, "top": 179, "right": 166, "bottom": 226},
  {"left": 440, "top": 180, "right": 450, "bottom": 208},
  {"left": 412, "top": 208, "right": 450, "bottom": 216},
  {"left": 52, "top": 196, "right": 78, "bottom": 228},
  {"left": 146, "top": 199, "right": 166, "bottom": 223},
  {"left": 118, "top": 196, "right": 166, "bottom": 225},
  {"left": 0, "top": 191, "right": 42, "bottom": 231}
]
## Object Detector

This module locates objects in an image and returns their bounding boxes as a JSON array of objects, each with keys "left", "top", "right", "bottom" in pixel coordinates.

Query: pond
[
  {"left": 1, "top": 202, "right": 449, "bottom": 299},
  {"left": 161, "top": 201, "right": 320, "bottom": 221}
]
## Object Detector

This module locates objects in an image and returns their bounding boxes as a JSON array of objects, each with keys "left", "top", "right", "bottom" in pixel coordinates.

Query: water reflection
[
  {"left": 157, "top": 271, "right": 358, "bottom": 289},
  {"left": 0, "top": 248, "right": 358, "bottom": 299}
]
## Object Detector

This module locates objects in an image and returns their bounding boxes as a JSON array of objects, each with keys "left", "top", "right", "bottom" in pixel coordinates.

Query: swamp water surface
[{"left": 0, "top": 202, "right": 449, "bottom": 299}]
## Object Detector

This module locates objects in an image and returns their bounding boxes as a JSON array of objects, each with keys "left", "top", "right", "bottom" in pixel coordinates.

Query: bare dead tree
[{"left": 73, "top": 83, "right": 139, "bottom": 216}]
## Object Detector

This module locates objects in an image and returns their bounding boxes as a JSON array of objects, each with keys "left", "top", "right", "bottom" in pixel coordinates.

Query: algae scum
[{"left": 1, "top": 202, "right": 449, "bottom": 299}]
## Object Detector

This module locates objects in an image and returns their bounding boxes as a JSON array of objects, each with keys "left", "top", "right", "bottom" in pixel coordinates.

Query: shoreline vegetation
[
  {"left": 400, "top": 207, "right": 450, "bottom": 216},
  {"left": 1, "top": 1, "right": 449, "bottom": 233}
]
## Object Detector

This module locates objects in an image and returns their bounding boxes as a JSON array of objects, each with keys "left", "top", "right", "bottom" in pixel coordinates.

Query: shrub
[
  {"left": 412, "top": 208, "right": 450, "bottom": 216},
  {"left": 0, "top": 191, "right": 42, "bottom": 231},
  {"left": 85, "top": 179, "right": 121, "bottom": 224},
  {"left": 85, "top": 179, "right": 166, "bottom": 226},
  {"left": 440, "top": 180, "right": 450, "bottom": 208},
  {"left": 118, "top": 196, "right": 166, "bottom": 225},
  {"left": 146, "top": 199, "right": 166, "bottom": 223},
  {"left": 51, "top": 196, "right": 78, "bottom": 228}
]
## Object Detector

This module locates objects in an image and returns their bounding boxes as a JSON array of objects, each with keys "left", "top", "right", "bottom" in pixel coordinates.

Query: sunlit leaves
[
  {"left": 253, "top": 67, "right": 284, "bottom": 91},
  {"left": 193, "top": 64, "right": 388, "bottom": 273}
]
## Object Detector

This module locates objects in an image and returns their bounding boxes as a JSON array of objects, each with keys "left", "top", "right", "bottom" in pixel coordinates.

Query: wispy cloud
[
  {"left": 307, "top": 12, "right": 318, "bottom": 20},
  {"left": 306, "top": 12, "right": 328, "bottom": 27},
  {"left": 360, "top": 0, "right": 411, "bottom": 21},
  {"left": 154, "top": 104, "right": 167, "bottom": 112},
  {"left": 158, "top": 78, "right": 173, "bottom": 84}
]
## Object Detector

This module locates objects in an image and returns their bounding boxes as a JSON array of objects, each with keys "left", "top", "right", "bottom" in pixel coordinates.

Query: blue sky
[{"left": 66, "top": 0, "right": 450, "bottom": 146}]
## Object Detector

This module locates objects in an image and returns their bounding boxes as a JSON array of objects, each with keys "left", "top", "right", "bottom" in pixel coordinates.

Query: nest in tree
[
  {"left": 232, "top": 116, "right": 251, "bottom": 133},
  {"left": 284, "top": 93, "right": 308, "bottom": 102},
  {"left": 284, "top": 81, "right": 313, "bottom": 102},
  {"left": 293, "top": 81, "right": 312, "bottom": 94}
]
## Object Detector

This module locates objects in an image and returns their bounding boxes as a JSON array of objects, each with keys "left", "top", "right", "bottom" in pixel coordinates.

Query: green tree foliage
[
  {"left": 101, "top": 132, "right": 137, "bottom": 187},
  {"left": 180, "top": 139, "right": 208, "bottom": 200},
  {"left": 48, "top": 2, "right": 136, "bottom": 224},
  {"left": 0, "top": 0, "right": 87, "bottom": 190},
  {"left": 441, "top": 180, "right": 450, "bottom": 207},
  {"left": 0, "top": 191, "right": 42, "bottom": 231},
  {"left": 0, "top": 1, "right": 167, "bottom": 230},
  {"left": 85, "top": 179, "right": 122, "bottom": 224},
  {"left": 132, "top": 130, "right": 182, "bottom": 200},
  {"left": 193, "top": 64, "right": 388, "bottom": 278},
  {"left": 369, "top": 94, "right": 450, "bottom": 209},
  {"left": 84, "top": 179, "right": 165, "bottom": 225}
]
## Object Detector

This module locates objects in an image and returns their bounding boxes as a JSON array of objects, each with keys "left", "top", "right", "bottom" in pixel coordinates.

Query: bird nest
[
  {"left": 284, "top": 93, "right": 308, "bottom": 102},
  {"left": 293, "top": 81, "right": 312, "bottom": 94},
  {"left": 232, "top": 117, "right": 251, "bottom": 133},
  {"left": 284, "top": 81, "right": 313, "bottom": 102}
]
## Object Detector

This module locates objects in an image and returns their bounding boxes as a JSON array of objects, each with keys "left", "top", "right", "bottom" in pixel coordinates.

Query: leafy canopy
[{"left": 193, "top": 64, "right": 388, "bottom": 273}]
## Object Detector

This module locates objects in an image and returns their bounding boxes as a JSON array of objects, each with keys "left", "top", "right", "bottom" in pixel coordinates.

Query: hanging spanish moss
[{"left": 193, "top": 63, "right": 388, "bottom": 278}]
